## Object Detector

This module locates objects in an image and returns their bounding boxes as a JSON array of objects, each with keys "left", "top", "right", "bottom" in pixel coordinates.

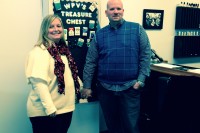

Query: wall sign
[{"left": 49, "top": 0, "right": 100, "bottom": 48}]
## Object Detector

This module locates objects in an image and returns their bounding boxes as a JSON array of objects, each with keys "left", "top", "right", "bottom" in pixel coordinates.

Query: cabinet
[
  {"left": 174, "top": 36, "right": 200, "bottom": 58},
  {"left": 175, "top": 7, "right": 200, "bottom": 29},
  {"left": 173, "top": 7, "right": 200, "bottom": 58},
  {"left": 68, "top": 102, "right": 99, "bottom": 133}
]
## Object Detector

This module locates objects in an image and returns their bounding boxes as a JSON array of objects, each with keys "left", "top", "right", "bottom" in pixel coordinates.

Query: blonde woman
[{"left": 25, "top": 14, "right": 82, "bottom": 133}]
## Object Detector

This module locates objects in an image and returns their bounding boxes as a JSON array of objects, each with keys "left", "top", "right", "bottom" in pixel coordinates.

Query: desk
[
  {"left": 140, "top": 63, "right": 200, "bottom": 133},
  {"left": 151, "top": 63, "right": 200, "bottom": 77}
]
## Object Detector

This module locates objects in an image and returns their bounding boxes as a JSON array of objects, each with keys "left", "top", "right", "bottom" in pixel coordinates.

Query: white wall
[
  {"left": 0, "top": 0, "right": 42, "bottom": 133},
  {"left": 0, "top": 0, "right": 200, "bottom": 133}
]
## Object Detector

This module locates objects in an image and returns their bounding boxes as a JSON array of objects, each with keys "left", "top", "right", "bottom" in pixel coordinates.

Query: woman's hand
[
  {"left": 49, "top": 111, "right": 56, "bottom": 118},
  {"left": 81, "top": 89, "right": 92, "bottom": 99}
]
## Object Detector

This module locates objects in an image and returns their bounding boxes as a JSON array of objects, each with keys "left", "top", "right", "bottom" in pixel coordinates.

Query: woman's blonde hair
[{"left": 36, "top": 14, "right": 65, "bottom": 48}]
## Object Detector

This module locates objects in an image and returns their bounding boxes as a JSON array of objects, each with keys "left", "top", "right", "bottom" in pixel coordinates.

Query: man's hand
[
  {"left": 133, "top": 81, "right": 144, "bottom": 89},
  {"left": 81, "top": 89, "right": 92, "bottom": 99}
]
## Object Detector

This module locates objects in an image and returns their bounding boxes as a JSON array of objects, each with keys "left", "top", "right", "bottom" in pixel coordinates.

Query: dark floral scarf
[{"left": 47, "top": 42, "right": 80, "bottom": 95}]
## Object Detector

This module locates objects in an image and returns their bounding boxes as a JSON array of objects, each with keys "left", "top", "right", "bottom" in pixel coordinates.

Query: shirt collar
[{"left": 109, "top": 19, "right": 125, "bottom": 30}]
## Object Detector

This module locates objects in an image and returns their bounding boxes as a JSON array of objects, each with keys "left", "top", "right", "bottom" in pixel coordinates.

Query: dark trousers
[
  {"left": 29, "top": 112, "right": 73, "bottom": 133},
  {"left": 97, "top": 83, "right": 141, "bottom": 133}
]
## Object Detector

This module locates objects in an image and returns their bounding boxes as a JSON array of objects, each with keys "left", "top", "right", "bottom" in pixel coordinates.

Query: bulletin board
[{"left": 47, "top": 0, "right": 101, "bottom": 101}]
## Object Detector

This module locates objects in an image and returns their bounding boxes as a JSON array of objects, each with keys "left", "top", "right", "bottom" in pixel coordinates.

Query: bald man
[{"left": 82, "top": 0, "right": 151, "bottom": 132}]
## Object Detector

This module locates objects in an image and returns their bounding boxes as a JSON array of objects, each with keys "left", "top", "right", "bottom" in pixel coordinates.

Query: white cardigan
[{"left": 25, "top": 45, "right": 81, "bottom": 117}]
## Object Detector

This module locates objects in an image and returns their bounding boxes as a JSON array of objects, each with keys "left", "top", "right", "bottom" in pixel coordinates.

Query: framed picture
[{"left": 142, "top": 9, "right": 164, "bottom": 29}]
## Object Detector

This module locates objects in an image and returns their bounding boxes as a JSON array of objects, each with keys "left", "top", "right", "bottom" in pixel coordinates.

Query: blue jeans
[{"left": 97, "top": 82, "right": 141, "bottom": 133}]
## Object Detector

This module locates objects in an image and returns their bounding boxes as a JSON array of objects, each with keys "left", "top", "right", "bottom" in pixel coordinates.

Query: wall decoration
[
  {"left": 50, "top": 0, "right": 100, "bottom": 48},
  {"left": 142, "top": 9, "right": 164, "bottom": 29}
]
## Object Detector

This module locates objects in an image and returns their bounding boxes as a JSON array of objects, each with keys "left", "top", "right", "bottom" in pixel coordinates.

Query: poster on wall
[
  {"left": 142, "top": 9, "right": 164, "bottom": 30},
  {"left": 48, "top": 0, "right": 100, "bottom": 46},
  {"left": 48, "top": 0, "right": 101, "bottom": 101}
]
